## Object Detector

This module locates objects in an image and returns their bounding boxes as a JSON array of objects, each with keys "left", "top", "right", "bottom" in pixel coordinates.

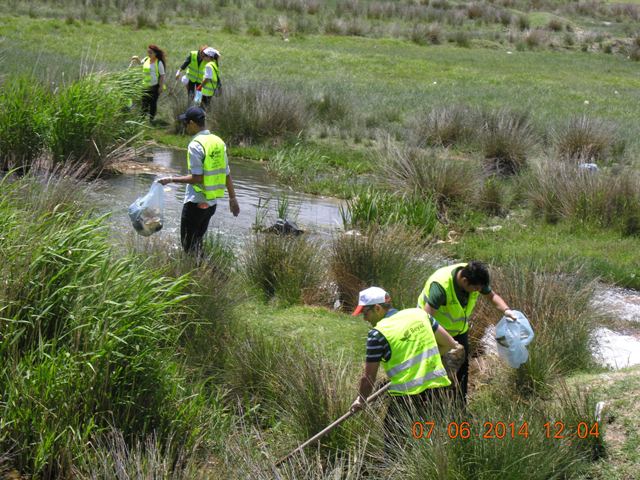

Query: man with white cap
[{"left": 350, "top": 286, "right": 465, "bottom": 450}]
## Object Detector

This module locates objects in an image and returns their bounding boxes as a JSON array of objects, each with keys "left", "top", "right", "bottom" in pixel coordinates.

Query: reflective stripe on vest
[
  {"left": 375, "top": 308, "right": 451, "bottom": 396},
  {"left": 142, "top": 57, "right": 159, "bottom": 88},
  {"left": 187, "top": 51, "right": 204, "bottom": 84},
  {"left": 417, "top": 263, "right": 478, "bottom": 336},
  {"left": 187, "top": 134, "right": 227, "bottom": 200},
  {"left": 201, "top": 61, "right": 219, "bottom": 97}
]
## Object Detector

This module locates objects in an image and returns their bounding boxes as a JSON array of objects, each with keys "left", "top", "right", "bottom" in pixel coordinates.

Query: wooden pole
[{"left": 275, "top": 382, "right": 390, "bottom": 466}]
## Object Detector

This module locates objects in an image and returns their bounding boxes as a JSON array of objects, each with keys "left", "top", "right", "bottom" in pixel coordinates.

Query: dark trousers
[
  {"left": 180, "top": 202, "right": 216, "bottom": 255},
  {"left": 187, "top": 81, "right": 200, "bottom": 99},
  {"left": 452, "top": 332, "right": 469, "bottom": 407},
  {"left": 141, "top": 84, "right": 160, "bottom": 120}
]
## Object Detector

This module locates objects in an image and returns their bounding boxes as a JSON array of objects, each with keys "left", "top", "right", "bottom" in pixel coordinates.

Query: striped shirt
[{"left": 365, "top": 308, "right": 439, "bottom": 363}]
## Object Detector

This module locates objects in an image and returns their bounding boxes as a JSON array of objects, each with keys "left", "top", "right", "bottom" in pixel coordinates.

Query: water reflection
[{"left": 100, "top": 148, "right": 344, "bottom": 244}]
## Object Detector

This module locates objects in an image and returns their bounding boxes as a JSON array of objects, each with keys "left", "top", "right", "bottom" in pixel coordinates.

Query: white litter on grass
[{"left": 592, "top": 327, "right": 640, "bottom": 369}]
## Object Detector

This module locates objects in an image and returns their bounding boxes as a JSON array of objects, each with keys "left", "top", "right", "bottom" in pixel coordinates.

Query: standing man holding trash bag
[
  {"left": 417, "top": 261, "right": 517, "bottom": 406},
  {"left": 350, "top": 286, "right": 465, "bottom": 452},
  {"left": 158, "top": 106, "right": 239, "bottom": 255}
]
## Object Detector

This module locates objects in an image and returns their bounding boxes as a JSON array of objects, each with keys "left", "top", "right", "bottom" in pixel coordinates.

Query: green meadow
[{"left": 1, "top": 1, "right": 640, "bottom": 477}]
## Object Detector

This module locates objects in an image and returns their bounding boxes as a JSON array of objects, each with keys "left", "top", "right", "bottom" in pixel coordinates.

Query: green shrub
[
  {"left": 49, "top": 71, "right": 143, "bottom": 168},
  {"left": 243, "top": 233, "right": 324, "bottom": 306},
  {"left": 209, "top": 82, "right": 309, "bottom": 144}
]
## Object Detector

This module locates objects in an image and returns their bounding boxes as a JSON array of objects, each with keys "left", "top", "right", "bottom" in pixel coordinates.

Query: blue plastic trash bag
[
  {"left": 128, "top": 182, "right": 164, "bottom": 237},
  {"left": 495, "top": 310, "right": 534, "bottom": 368}
]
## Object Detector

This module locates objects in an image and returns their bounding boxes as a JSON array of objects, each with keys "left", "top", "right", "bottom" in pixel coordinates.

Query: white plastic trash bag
[
  {"left": 495, "top": 310, "right": 534, "bottom": 368},
  {"left": 128, "top": 182, "right": 164, "bottom": 237}
]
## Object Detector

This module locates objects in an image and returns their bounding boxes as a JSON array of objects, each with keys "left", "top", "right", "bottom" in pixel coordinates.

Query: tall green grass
[
  {"left": 0, "top": 72, "right": 143, "bottom": 173},
  {"left": 0, "top": 175, "right": 226, "bottom": 476}
]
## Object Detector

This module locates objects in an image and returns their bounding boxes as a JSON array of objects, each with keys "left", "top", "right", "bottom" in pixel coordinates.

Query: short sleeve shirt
[
  {"left": 426, "top": 266, "right": 492, "bottom": 310},
  {"left": 184, "top": 130, "right": 230, "bottom": 206},
  {"left": 149, "top": 60, "right": 165, "bottom": 86},
  {"left": 365, "top": 308, "right": 440, "bottom": 363}
]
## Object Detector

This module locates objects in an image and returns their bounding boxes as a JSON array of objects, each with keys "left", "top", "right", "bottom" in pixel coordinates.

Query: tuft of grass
[
  {"left": 242, "top": 233, "right": 325, "bottom": 306},
  {"left": 407, "top": 104, "right": 475, "bottom": 148},
  {"left": 527, "top": 160, "right": 640, "bottom": 236},
  {"left": 209, "top": 82, "right": 309, "bottom": 144},
  {"left": 329, "top": 225, "right": 433, "bottom": 310},
  {"left": 378, "top": 138, "right": 484, "bottom": 209},
  {"left": 480, "top": 109, "right": 537, "bottom": 175},
  {"left": 553, "top": 115, "right": 624, "bottom": 162},
  {"left": 340, "top": 187, "right": 439, "bottom": 237}
]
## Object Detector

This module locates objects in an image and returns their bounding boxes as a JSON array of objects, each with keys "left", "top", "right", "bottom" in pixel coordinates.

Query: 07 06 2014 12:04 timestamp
[{"left": 411, "top": 420, "right": 600, "bottom": 440}]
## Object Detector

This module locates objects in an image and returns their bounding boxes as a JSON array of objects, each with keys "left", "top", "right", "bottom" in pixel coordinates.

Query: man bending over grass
[{"left": 417, "top": 261, "right": 517, "bottom": 407}]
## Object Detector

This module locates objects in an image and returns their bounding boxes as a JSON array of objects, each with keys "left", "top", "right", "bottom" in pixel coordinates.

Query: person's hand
[
  {"left": 443, "top": 342, "right": 465, "bottom": 377},
  {"left": 157, "top": 177, "right": 172, "bottom": 186},
  {"left": 504, "top": 309, "right": 517, "bottom": 321},
  {"left": 229, "top": 197, "right": 240, "bottom": 217},
  {"left": 350, "top": 396, "right": 366, "bottom": 413},
  {"left": 175, "top": 70, "right": 181, "bottom": 80}
]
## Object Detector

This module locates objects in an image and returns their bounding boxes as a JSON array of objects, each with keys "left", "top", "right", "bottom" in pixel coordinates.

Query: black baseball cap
[{"left": 178, "top": 106, "right": 206, "bottom": 123}]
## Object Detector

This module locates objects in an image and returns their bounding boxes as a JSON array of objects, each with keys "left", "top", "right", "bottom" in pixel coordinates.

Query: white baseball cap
[
  {"left": 202, "top": 47, "right": 220, "bottom": 58},
  {"left": 352, "top": 287, "right": 390, "bottom": 316}
]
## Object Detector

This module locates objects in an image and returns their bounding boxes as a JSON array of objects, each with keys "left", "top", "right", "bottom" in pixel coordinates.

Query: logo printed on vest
[{"left": 399, "top": 323, "right": 427, "bottom": 342}]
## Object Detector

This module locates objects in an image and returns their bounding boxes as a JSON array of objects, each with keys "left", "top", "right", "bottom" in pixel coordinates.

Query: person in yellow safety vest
[
  {"left": 200, "top": 47, "right": 221, "bottom": 108},
  {"left": 130, "top": 44, "right": 166, "bottom": 121},
  {"left": 157, "top": 106, "right": 239, "bottom": 255},
  {"left": 175, "top": 46, "right": 211, "bottom": 100},
  {"left": 417, "top": 261, "right": 517, "bottom": 407},
  {"left": 350, "top": 286, "right": 466, "bottom": 452}
]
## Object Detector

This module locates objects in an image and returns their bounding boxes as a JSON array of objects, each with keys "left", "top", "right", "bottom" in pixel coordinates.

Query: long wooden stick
[{"left": 275, "top": 382, "right": 391, "bottom": 466}]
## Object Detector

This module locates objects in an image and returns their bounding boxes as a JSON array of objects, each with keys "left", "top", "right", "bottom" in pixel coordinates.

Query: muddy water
[{"left": 100, "top": 148, "right": 344, "bottom": 242}]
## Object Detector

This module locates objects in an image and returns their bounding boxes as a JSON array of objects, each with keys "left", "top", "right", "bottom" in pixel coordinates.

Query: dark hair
[
  {"left": 148, "top": 44, "right": 167, "bottom": 67},
  {"left": 193, "top": 116, "right": 206, "bottom": 128},
  {"left": 460, "top": 261, "right": 490, "bottom": 287}
]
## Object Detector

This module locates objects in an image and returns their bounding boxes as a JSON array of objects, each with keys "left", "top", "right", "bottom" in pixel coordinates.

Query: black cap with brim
[{"left": 178, "top": 106, "right": 206, "bottom": 122}]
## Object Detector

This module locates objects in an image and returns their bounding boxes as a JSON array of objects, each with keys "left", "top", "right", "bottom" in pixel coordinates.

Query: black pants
[
  {"left": 187, "top": 81, "right": 200, "bottom": 99},
  {"left": 180, "top": 202, "right": 216, "bottom": 255},
  {"left": 452, "top": 332, "right": 469, "bottom": 407},
  {"left": 141, "top": 84, "right": 160, "bottom": 120}
]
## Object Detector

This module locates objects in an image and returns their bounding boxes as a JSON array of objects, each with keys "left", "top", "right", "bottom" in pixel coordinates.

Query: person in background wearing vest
[
  {"left": 130, "top": 44, "right": 166, "bottom": 121},
  {"left": 200, "top": 47, "right": 221, "bottom": 108},
  {"left": 417, "top": 261, "right": 517, "bottom": 407},
  {"left": 157, "top": 106, "right": 239, "bottom": 255},
  {"left": 175, "top": 46, "right": 209, "bottom": 100},
  {"left": 350, "top": 287, "right": 465, "bottom": 452}
]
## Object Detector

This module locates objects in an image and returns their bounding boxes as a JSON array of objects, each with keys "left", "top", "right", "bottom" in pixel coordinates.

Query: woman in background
[{"left": 130, "top": 44, "right": 166, "bottom": 121}]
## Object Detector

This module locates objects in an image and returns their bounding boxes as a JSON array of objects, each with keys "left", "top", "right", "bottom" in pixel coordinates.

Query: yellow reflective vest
[
  {"left": 186, "top": 51, "right": 204, "bottom": 84},
  {"left": 375, "top": 308, "right": 450, "bottom": 396},
  {"left": 417, "top": 263, "right": 478, "bottom": 336},
  {"left": 141, "top": 57, "right": 159, "bottom": 88},
  {"left": 187, "top": 134, "right": 227, "bottom": 201},
  {"left": 202, "top": 61, "right": 220, "bottom": 97}
]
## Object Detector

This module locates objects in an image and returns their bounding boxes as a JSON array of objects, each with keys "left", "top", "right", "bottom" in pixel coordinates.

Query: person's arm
[
  {"left": 158, "top": 61, "right": 165, "bottom": 92},
  {"left": 157, "top": 174, "right": 203, "bottom": 186},
  {"left": 176, "top": 54, "right": 191, "bottom": 78},
  {"left": 434, "top": 324, "right": 459, "bottom": 355},
  {"left": 350, "top": 361, "right": 379, "bottom": 412},
  {"left": 486, "top": 291, "right": 516, "bottom": 320},
  {"left": 226, "top": 175, "right": 239, "bottom": 216}
]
